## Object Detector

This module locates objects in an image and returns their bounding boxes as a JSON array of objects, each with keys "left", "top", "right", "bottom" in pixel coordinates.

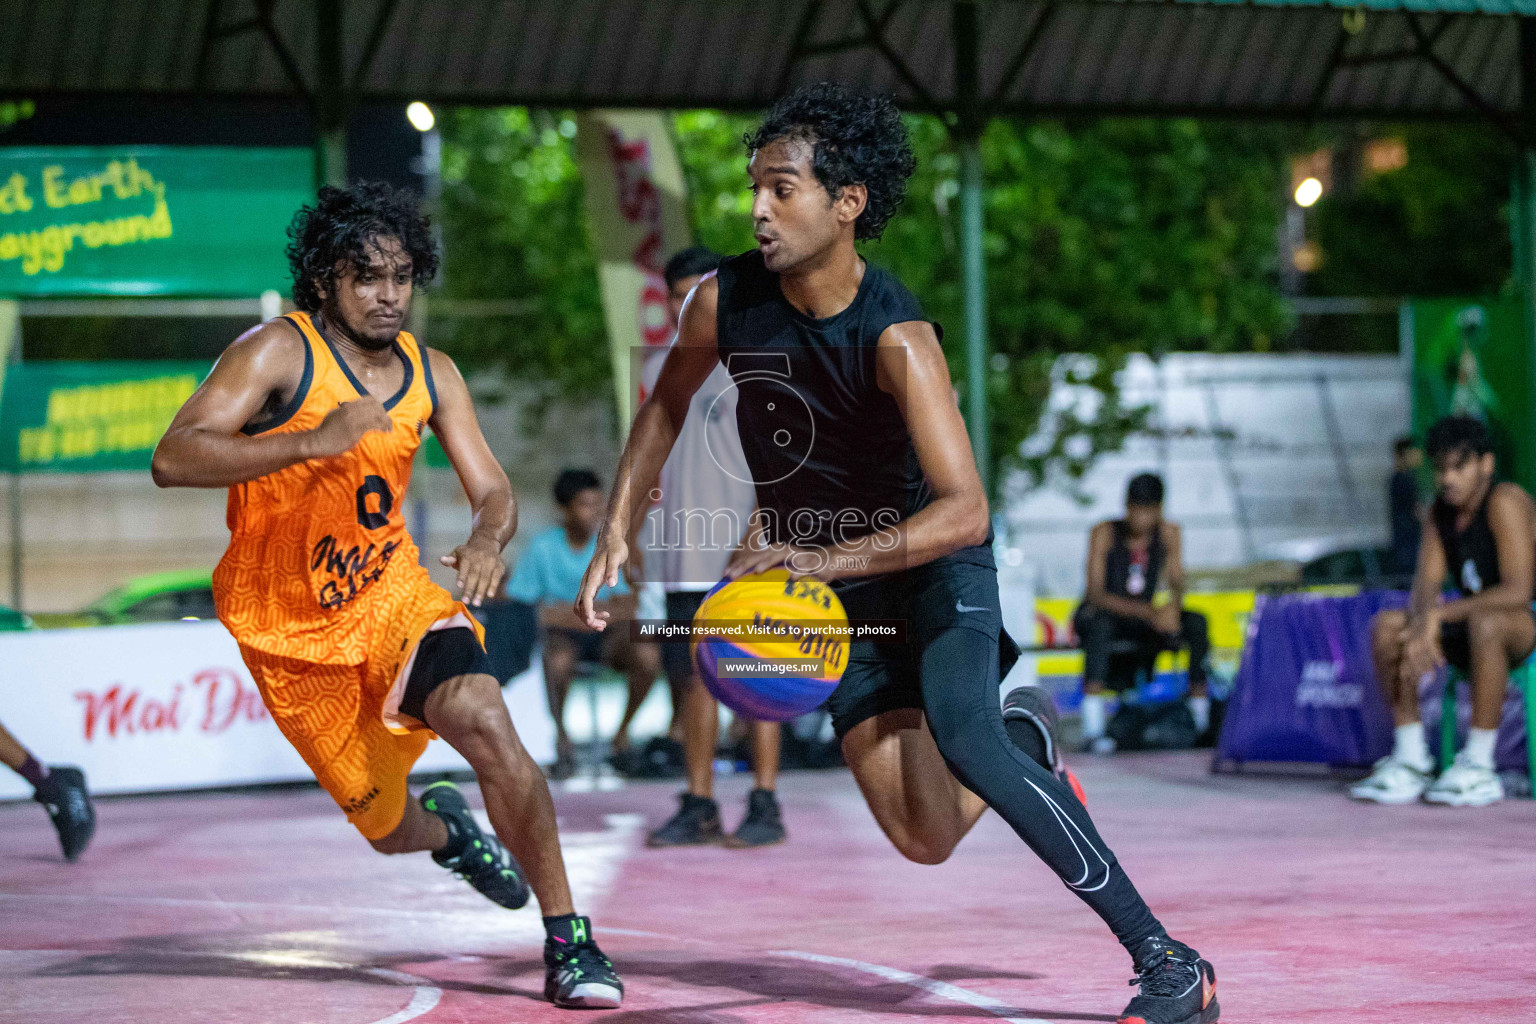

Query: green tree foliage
[
  {"left": 439, "top": 109, "right": 1289, "bottom": 492},
  {"left": 437, "top": 108, "right": 605, "bottom": 407},
  {"left": 873, "top": 118, "right": 1290, "bottom": 491},
  {"left": 1308, "top": 125, "right": 1513, "bottom": 298}
]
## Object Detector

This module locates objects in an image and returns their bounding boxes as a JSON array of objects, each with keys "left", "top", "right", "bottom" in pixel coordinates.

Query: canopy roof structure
[
  {"left": 4, "top": 1, "right": 1533, "bottom": 129},
  {"left": 5, "top": 0, "right": 1536, "bottom": 487}
]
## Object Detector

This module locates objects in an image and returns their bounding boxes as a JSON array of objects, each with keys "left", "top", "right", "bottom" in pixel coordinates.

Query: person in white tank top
[{"left": 633, "top": 247, "right": 788, "bottom": 849}]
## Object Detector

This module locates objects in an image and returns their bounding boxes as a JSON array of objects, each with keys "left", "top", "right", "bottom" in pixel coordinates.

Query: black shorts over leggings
[{"left": 824, "top": 559, "right": 1017, "bottom": 739}]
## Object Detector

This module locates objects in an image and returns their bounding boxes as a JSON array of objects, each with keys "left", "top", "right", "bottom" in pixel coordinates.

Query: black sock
[
  {"left": 14, "top": 754, "right": 48, "bottom": 790},
  {"left": 1003, "top": 717, "right": 1051, "bottom": 771},
  {"left": 544, "top": 913, "right": 591, "bottom": 945}
]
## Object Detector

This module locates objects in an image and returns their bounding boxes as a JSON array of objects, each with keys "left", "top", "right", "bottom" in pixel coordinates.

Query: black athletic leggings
[{"left": 918, "top": 624, "right": 1164, "bottom": 953}]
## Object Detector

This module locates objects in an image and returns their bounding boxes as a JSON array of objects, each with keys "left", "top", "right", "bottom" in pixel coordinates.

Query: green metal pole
[
  {"left": 2, "top": 302, "right": 19, "bottom": 612},
  {"left": 317, "top": 129, "right": 347, "bottom": 189},
  {"left": 315, "top": 0, "right": 347, "bottom": 188},
  {"left": 959, "top": 138, "right": 990, "bottom": 493},
  {"left": 1517, "top": 18, "right": 1536, "bottom": 494},
  {"left": 8, "top": 473, "right": 18, "bottom": 613},
  {"left": 953, "top": 0, "right": 990, "bottom": 494}
]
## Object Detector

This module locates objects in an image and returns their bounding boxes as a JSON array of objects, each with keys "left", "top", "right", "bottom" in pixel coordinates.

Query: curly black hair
[
  {"left": 285, "top": 182, "right": 439, "bottom": 313},
  {"left": 745, "top": 81, "right": 916, "bottom": 241}
]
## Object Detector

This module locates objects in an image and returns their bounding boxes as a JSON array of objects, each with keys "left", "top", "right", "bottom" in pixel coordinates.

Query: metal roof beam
[
  {"left": 1337, "top": 12, "right": 1453, "bottom": 65},
  {"left": 194, "top": 0, "right": 269, "bottom": 94},
  {"left": 778, "top": 0, "right": 937, "bottom": 110},
  {"left": 255, "top": 0, "right": 313, "bottom": 101},
  {"left": 193, "top": 0, "right": 225, "bottom": 93},
  {"left": 853, "top": 0, "right": 938, "bottom": 110},
  {"left": 989, "top": 2, "right": 1057, "bottom": 109},
  {"left": 777, "top": 1, "right": 826, "bottom": 93},
  {"left": 799, "top": 35, "right": 880, "bottom": 57},
  {"left": 351, "top": 0, "right": 402, "bottom": 92},
  {"left": 1404, "top": 11, "right": 1521, "bottom": 140},
  {"left": 1307, "top": 21, "right": 1354, "bottom": 115}
]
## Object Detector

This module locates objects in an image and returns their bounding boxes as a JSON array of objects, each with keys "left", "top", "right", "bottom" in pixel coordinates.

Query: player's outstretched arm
[
  {"left": 575, "top": 275, "right": 721, "bottom": 629},
  {"left": 152, "top": 320, "right": 391, "bottom": 489},
  {"left": 427, "top": 348, "right": 516, "bottom": 607}
]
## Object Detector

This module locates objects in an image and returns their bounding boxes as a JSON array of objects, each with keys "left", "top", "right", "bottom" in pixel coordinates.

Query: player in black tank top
[
  {"left": 576, "top": 83, "right": 1217, "bottom": 1023},
  {"left": 1355, "top": 415, "right": 1536, "bottom": 808},
  {"left": 1072, "top": 473, "right": 1212, "bottom": 748}
]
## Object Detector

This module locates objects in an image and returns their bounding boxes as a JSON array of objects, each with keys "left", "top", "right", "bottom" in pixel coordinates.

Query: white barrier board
[{"left": 0, "top": 621, "right": 555, "bottom": 801}]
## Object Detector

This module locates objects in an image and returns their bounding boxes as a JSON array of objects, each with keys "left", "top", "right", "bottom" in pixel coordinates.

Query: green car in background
[
  {"left": 30, "top": 569, "right": 217, "bottom": 629},
  {"left": 0, "top": 603, "right": 33, "bottom": 631}
]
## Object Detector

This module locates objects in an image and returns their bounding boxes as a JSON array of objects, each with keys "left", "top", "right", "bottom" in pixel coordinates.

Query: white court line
[
  {"left": 0, "top": 891, "right": 519, "bottom": 921},
  {"left": 0, "top": 950, "right": 442, "bottom": 1024},
  {"left": 363, "top": 968, "right": 441, "bottom": 1024},
  {"left": 773, "top": 950, "right": 1053, "bottom": 1024}
]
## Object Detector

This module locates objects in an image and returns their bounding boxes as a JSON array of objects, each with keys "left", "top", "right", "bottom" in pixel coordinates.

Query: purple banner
[{"left": 1219, "top": 591, "right": 1407, "bottom": 766}]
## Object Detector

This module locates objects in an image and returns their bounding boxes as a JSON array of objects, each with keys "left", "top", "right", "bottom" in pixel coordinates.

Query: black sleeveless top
[
  {"left": 715, "top": 250, "right": 993, "bottom": 572},
  {"left": 1104, "top": 520, "right": 1164, "bottom": 603},
  {"left": 1431, "top": 485, "right": 1533, "bottom": 598}
]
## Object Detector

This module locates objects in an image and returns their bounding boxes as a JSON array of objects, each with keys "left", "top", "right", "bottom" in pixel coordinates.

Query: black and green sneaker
[
  {"left": 544, "top": 915, "right": 624, "bottom": 1009},
  {"left": 420, "top": 782, "right": 530, "bottom": 910}
]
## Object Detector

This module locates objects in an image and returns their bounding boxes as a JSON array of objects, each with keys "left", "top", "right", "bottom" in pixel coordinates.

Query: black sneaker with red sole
[{"left": 1119, "top": 935, "right": 1219, "bottom": 1024}]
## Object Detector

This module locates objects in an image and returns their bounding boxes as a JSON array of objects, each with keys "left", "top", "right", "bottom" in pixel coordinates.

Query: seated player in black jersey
[
  {"left": 1075, "top": 473, "right": 1211, "bottom": 752},
  {"left": 575, "top": 82, "right": 1218, "bottom": 1024},
  {"left": 1354, "top": 415, "right": 1536, "bottom": 807}
]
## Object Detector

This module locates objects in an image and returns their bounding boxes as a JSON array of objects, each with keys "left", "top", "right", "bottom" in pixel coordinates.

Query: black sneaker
[
  {"left": 420, "top": 782, "right": 530, "bottom": 910},
  {"left": 544, "top": 915, "right": 624, "bottom": 1008},
  {"left": 1002, "top": 684, "right": 1064, "bottom": 770},
  {"left": 646, "top": 793, "right": 723, "bottom": 847},
  {"left": 34, "top": 766, "right": 94, "bottom": 861},
  {"left": 1119, "top": 935, "right": 1218, "bottom": 1024},
  {"left": 723, "top": 788, "right": 786, "bottom": 848}
]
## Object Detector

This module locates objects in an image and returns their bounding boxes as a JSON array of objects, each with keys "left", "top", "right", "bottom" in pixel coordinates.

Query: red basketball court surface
[{"left": 3, "top": 751, "right": 1533, "bottom": 1024}]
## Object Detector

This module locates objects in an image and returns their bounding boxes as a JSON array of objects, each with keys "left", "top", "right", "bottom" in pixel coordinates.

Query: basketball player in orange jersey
[{"left": 153, "top": 183, "right": 622, "bottom": 1009}]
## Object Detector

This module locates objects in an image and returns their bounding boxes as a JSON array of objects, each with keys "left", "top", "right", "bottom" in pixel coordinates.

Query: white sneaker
[
  {"left": 1349, "top": 757, "right": 1431, "bottom": 804},
  {"left": 1423, "top": 754, "right": 1504, "bottom": 807}
]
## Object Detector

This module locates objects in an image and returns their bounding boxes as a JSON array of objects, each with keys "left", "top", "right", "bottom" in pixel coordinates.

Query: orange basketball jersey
[{"left": 213, "top": 312, "right": 453, "bottom": 665}]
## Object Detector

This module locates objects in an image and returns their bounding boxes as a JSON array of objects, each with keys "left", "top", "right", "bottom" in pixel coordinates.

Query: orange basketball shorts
[{"left": 238, "top": 603, "right": 484, "bottom": 840}]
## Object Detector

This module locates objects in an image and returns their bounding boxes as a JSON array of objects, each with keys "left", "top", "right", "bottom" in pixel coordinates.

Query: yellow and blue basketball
[{"left": 692, "top": 569, "right": 848, "bottom": 722}]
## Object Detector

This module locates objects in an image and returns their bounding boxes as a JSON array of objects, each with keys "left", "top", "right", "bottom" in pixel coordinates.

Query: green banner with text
[
  {"left": 0, "top": 361, "right": 211, "bottom": 473},
  {"left": 0, "top": 147, "right": 311, "bottom": 297}
]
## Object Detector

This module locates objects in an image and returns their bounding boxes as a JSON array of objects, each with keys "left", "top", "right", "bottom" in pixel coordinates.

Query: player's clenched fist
[{"left": 307, "top": 397, "right": 393, "bottom": 458}]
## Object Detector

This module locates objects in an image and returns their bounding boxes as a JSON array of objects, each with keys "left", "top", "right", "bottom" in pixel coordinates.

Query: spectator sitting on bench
[
  {"left": 1353, "top": 416, "right": 1535, "bottom": 807},
  {"left": 506, "top": 468, "right": 660, "bottom": 780},
  {"left": 1075, "top": 472, "right": 1210, "bottom": 752}
]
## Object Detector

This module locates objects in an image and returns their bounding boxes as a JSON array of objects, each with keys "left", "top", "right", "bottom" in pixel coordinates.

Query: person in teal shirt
[{"left": 507, "top": 469, "right": 658, "bottom": 778}]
